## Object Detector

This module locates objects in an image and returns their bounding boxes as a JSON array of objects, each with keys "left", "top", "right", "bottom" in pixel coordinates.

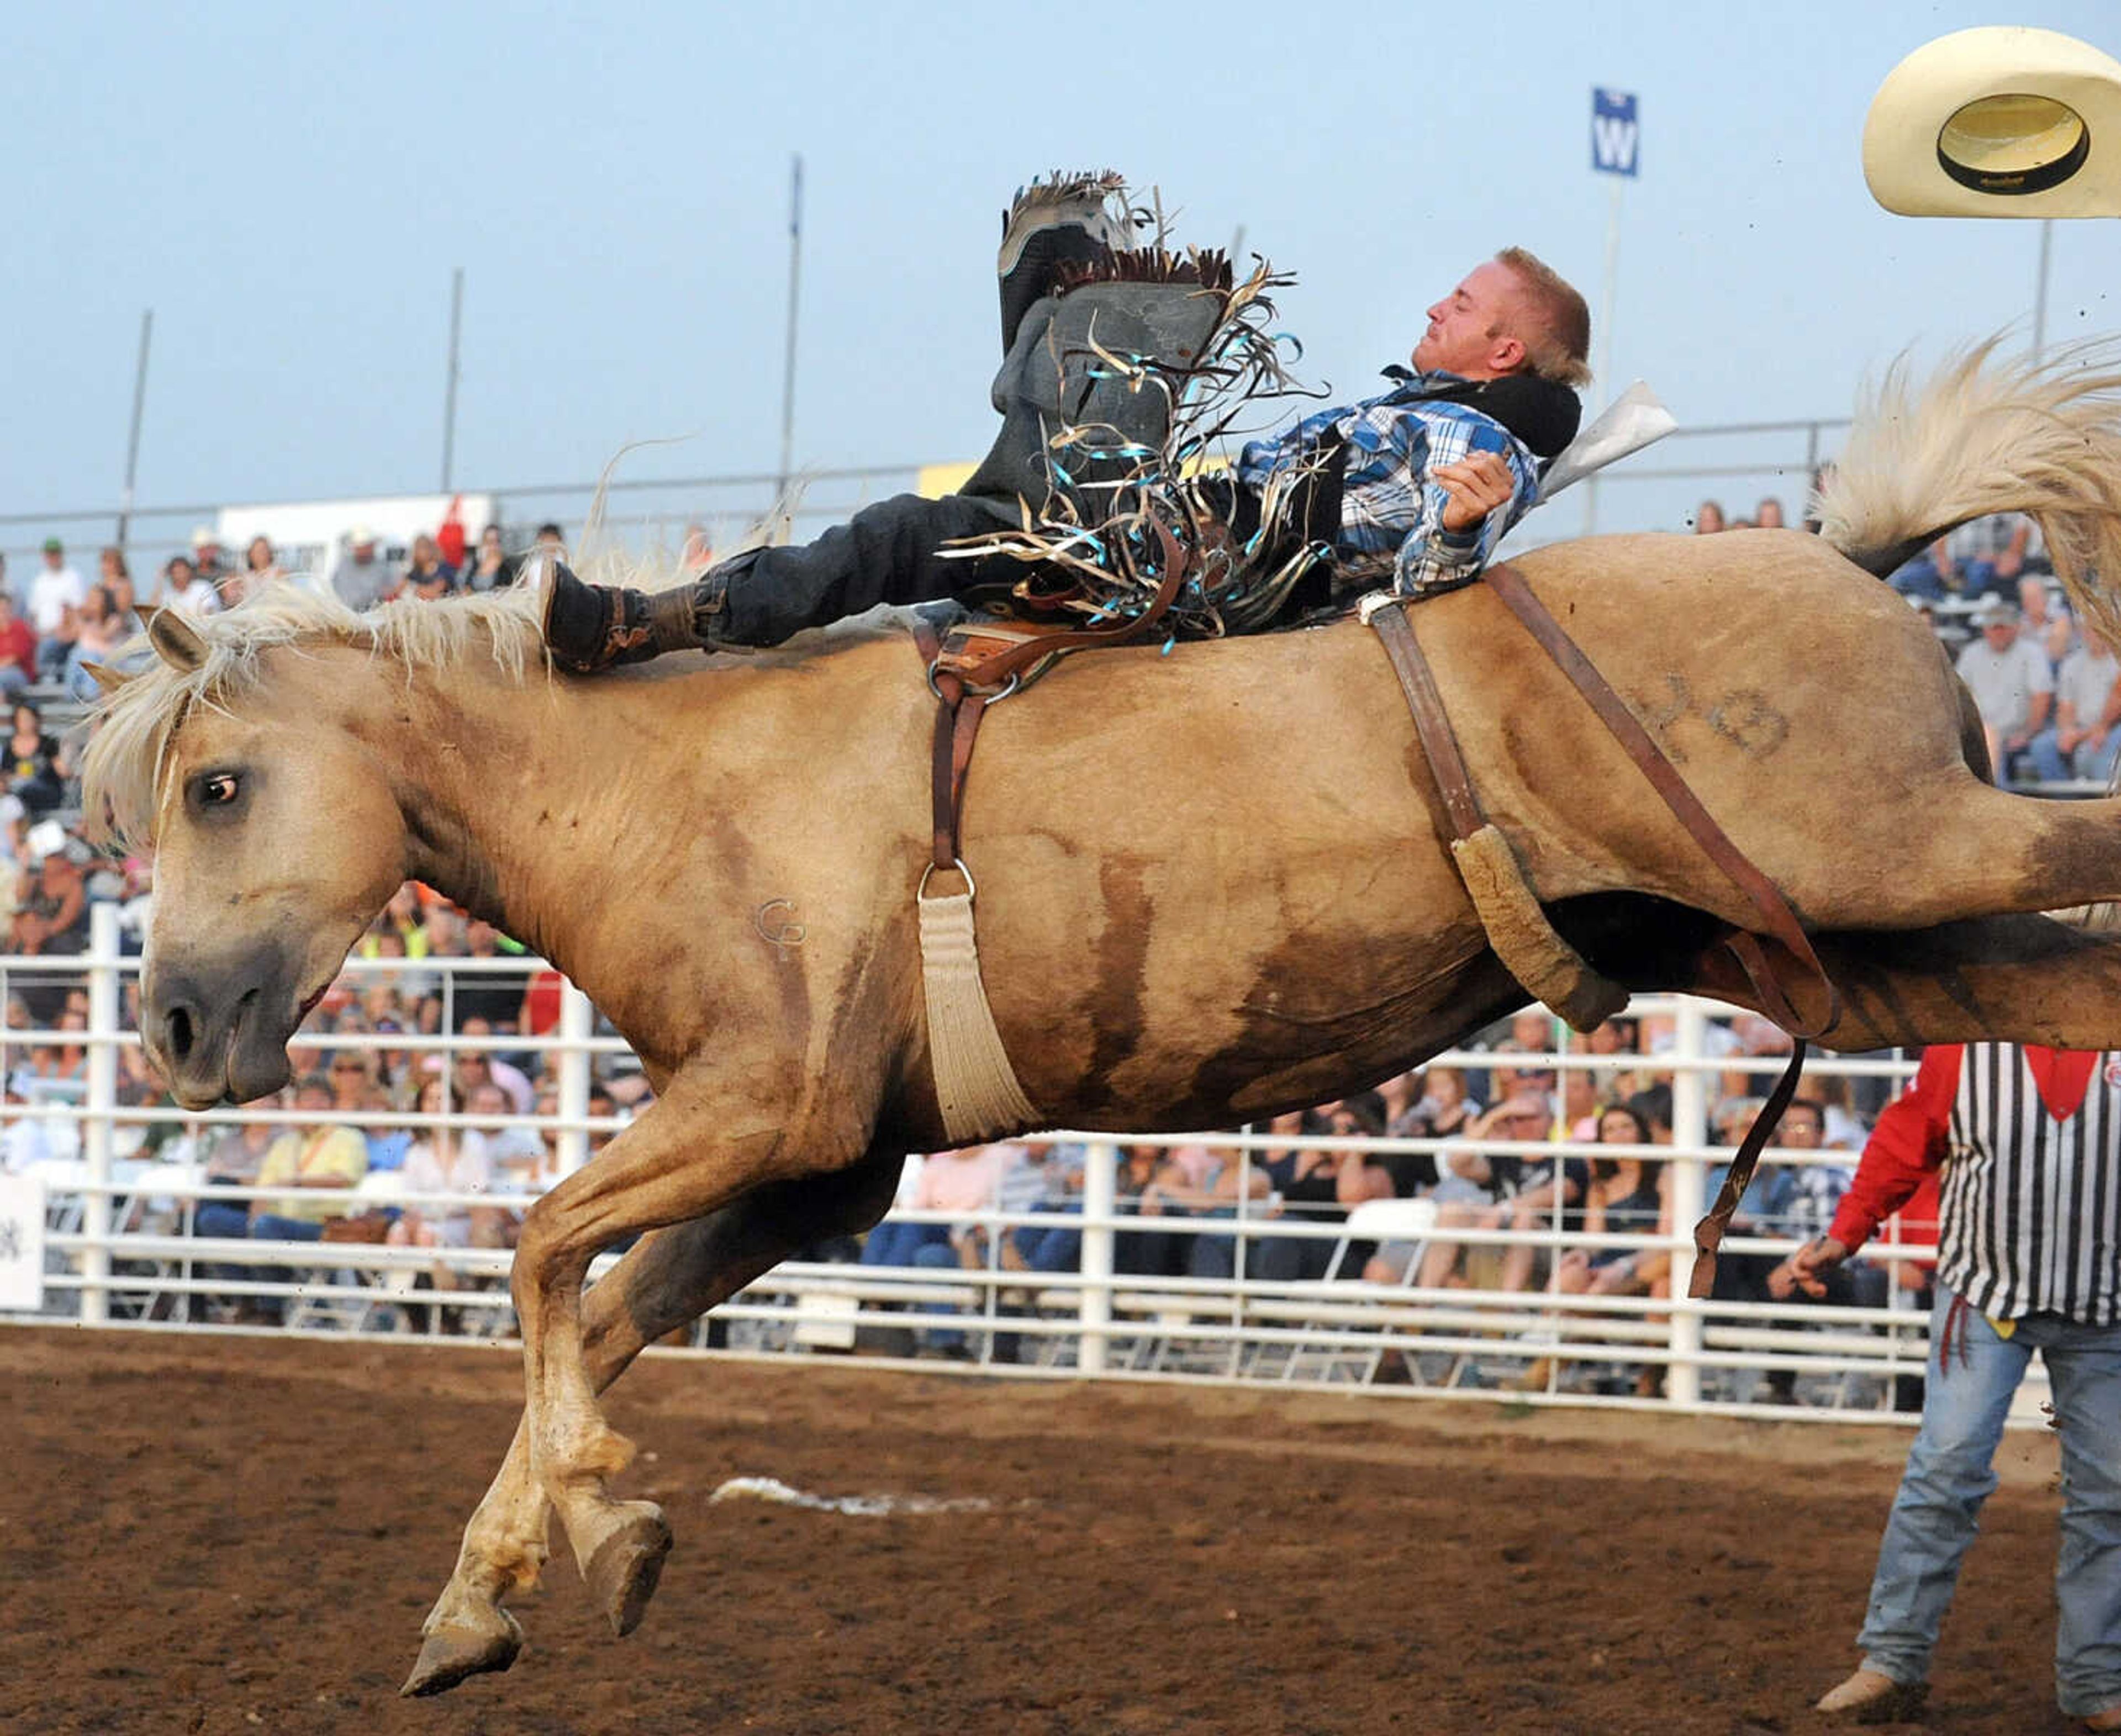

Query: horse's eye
[{"left": 201, "top": 773, "right": 239, "bottom": 805}]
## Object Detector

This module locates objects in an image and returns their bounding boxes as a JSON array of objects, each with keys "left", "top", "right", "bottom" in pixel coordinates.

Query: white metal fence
[{"left": 0, "top": 904, "right": 1988, "bottom": 1425}]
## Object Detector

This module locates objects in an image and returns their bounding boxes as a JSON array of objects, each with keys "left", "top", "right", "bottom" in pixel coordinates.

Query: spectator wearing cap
[
  {"left": 1956, "top": 598, "right": 2054, "bottom": 779},
  {"left": 331, "top": 526, "right": 398, "bottom": 611},
  {"left": 188, "top": 526, "right": 227, "bottom": 585},
  {"left": 29, "top": 537, "right": 85, "bottom": 680},
  {"left": 2028, "top": 626, "right": 2121, "bottom": 785}
]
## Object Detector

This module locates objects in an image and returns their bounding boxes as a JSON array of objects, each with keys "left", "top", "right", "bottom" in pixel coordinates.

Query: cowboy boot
[
  {"left": 1814, "top": 1666, "right": 1928, "bottom": 1723},
  {"left": 995, "top": 170, "right": 1130, "bottom": 354},
  {"left": 539, "top": 561, "right": 730, "bottom": 676}
]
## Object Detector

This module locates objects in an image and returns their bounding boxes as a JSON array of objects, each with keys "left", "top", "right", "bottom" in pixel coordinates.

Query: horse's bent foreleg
[
  {"left": 404, "top": 1148, "right": 903, "bottom": 1696},
  {"left": 511, "top": 1090, "right": 879, "bottom": 1625},
  {"left": 1696, "top": 912, "right": 2121, "bottom": 1052}
]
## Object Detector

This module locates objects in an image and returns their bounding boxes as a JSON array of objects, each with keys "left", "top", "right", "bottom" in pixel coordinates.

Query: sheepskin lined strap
[
  {"left": 1479, "top": 562, "right": 1837, "bottom": 1041},
  {"left": 905, "top": 615, "right": 1042, "bottom": 1144},
  {"left": 1362, "top": 595, "right": 1625, "bottom": 1034}
]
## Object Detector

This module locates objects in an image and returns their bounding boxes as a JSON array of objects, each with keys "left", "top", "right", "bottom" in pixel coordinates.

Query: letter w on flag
[{"left": 1591, "top": 89, "right": 1640, "bottom": 177}]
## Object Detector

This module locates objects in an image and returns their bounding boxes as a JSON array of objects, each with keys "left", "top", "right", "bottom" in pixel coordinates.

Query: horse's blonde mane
[{"left": 82, "top": 583, "right": 548, "bottom": 852}]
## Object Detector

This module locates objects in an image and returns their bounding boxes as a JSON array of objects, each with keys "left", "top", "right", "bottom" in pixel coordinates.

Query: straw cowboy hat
[{"left": 1865, "top": 27, "right": 2121, "bottom": 217}]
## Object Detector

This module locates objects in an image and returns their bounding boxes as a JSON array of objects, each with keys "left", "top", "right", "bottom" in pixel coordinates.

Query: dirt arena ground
[{"left": 0, "top": 1327, "right": 2082, "bottom": 1735}]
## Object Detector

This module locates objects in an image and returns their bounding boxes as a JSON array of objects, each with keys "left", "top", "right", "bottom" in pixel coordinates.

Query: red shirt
[{"left": 0, "top": 618, "right": 36, "bottom": 683}]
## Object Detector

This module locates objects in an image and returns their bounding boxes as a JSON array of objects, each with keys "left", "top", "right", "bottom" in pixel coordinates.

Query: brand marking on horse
[{"left": 1640, "top": 674, "right": 1790, "bottom": 761}]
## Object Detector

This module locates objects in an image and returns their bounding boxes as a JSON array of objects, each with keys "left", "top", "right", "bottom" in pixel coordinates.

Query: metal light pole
[
  {"left": 117, "top": 310, "right": 153, "bottom": 547},
  {"left": 441, "top": 267, "right": 465, "bottom": 492},
  {"left": 2032, "top": 219, "right": 2054, "bottom": 360},
  {"left": 776, "top": 155, "right": 804, "bottom": 501}
]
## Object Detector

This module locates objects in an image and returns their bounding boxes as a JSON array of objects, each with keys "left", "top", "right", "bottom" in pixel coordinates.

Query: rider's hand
[
  {"left": 1766, "top": 1235, "right": 1850, "bottom": 1300},
  {"left": 1435, "top": 451, "right": 1516, "bottom": 534}
]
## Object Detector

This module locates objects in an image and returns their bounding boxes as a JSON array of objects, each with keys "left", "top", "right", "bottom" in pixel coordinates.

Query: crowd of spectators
[{"left": 847, "top": 1000, "right": 1930, "bottom": 1403}]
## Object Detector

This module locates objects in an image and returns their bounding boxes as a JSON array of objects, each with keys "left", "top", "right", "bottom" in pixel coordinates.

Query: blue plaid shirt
[{"left": 1234, "top": 367, "right": 1541, "bottom": 596}]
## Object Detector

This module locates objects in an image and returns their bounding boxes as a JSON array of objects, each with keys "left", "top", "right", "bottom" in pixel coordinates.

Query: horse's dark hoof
[
  {"left": 400, "top": 1608, "right": 524, "bottom": 1697},
  {"left": 584, "top": 1505, "right": 673, "bottom": 1638}
]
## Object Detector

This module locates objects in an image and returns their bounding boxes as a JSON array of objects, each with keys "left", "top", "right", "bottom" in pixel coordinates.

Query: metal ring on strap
[
  {"left": 917, "top": 857, "right": 977, "bottom": 901},
  {"left": 926, "top": 665, "right": 1021, "bottom": 704}
]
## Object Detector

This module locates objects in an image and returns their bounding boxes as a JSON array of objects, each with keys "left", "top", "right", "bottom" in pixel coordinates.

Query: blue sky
[{"left": 8, "top": 1, "right": 2121, "bottom": 550}]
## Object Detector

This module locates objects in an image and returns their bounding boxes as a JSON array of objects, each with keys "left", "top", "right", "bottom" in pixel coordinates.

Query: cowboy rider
[{"left": 541, "top": 175, "right": 1591, "bottom": 674}]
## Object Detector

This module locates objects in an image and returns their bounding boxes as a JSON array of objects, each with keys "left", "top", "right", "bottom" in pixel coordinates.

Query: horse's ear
[
  {"left": 81, "top": 661, "right": 134, "bottom": 696},
  {"left": 141, "top": 606, "right": 207, "bottom": 673}
]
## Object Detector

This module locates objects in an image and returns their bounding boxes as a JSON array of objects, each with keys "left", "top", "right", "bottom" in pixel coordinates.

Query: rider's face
[{"left": 1413, "top": 261, "right": 1525, "bottom": 379}]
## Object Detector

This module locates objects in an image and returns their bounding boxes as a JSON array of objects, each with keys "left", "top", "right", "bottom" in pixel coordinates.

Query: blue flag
[{"left": 1591, "top": 89, "right": 1640, "bottom": 178}]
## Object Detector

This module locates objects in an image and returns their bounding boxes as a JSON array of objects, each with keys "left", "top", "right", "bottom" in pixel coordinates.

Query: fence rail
[
  {"left": 4, "top": 411, "right": 1853, "bottom": 574},
  {"left": 0, "top": 905, "right": 1996, "bottom": 1426}
]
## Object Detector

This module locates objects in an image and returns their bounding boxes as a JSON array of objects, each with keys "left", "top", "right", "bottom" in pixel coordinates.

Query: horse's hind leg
[
  {"left": 404, "top": 1145, "right": 902, "bottom": 1697},
  {"left": 1818, "top": 915, "right": 2121, "bottom": 1051},
  {"left": 1791, "top": 786, "right": 2121, "bottom": 932},
  {"left": 1691, "top": 912, "right": 2121, "bottom": 1052}
]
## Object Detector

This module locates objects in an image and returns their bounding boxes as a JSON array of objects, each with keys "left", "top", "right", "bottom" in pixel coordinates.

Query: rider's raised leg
[{"left": 540, "top": 492, "right": 1014, "bottom": 672}]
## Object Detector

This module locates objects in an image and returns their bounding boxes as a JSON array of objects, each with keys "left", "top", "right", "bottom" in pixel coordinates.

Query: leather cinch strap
[
  {"left": 1368, "top": 564, "right": 1841, "bottom": 1299},
  {"left": 1475, "top": 563, "right": 1835, "bottom": 1300},
  {"left": 1481, "top": 563, "right": 1835, "bottom": 1042}
]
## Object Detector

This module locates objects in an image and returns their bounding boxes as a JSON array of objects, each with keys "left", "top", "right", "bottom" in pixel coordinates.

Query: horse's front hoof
[
  {"left": 400, "top": 1606, "right": 525, "bottom": 1697},
  {"left": 583, "top": 1503, "right": 673, "bottom": 1638}
]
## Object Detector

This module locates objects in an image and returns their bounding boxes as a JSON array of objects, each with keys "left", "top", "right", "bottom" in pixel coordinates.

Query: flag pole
[
  {"left": 776, "top": 154, "right": 804, "bottom": 503},
  {"left": 117, "top": 309, "right": 153, "bottom": 548},
  {"left": 1583, "top": 176, "right": 1622, "bottom": 536},
  {"left": 440, "top": 266, "right": 464, "bottom": 493}
]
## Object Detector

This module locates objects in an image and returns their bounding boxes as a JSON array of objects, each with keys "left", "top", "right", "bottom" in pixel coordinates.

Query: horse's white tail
[{"left": 1816, "top": 337, "right": 2121, "bottom": 641}]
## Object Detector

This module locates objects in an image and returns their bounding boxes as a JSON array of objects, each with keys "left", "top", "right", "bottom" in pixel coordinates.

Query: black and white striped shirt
[{"left": 1833, "top": 1043, "right": 2121, "bottom": 1325}]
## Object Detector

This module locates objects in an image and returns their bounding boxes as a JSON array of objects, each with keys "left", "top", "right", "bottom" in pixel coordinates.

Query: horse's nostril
[{"left": 166, "top": 1005, "right": 194, "bottom": 1063}]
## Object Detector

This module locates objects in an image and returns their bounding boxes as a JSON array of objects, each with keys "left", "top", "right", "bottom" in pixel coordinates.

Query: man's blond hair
[{"left": 1496, "top": 247, "right": 1592, "bottom": 390}]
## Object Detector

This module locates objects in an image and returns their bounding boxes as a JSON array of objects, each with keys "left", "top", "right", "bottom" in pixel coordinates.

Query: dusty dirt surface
[{"left": 0, "top": 1327, "right": 2083, "bottom": 1735}]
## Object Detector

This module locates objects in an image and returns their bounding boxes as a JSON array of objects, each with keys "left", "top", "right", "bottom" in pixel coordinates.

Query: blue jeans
[
  {"left": 1856, "top": 1288, "right": 2121, "bottom": 1716},
  {"left": 2027, "top": 724, "right": 2121, "bottom": 785},
  {"left": 1887, "top": 555, "right": 1946, "bottom": 601},
  {"left": 249, "top": 1214, "right": 324, "bottom": 1243},
  {"left": 859, "top": 1218, "right": 949, "bottom": 1269},
  {"left": 1009, "top": 1201, "right": 1081, "bottom": 1273}
]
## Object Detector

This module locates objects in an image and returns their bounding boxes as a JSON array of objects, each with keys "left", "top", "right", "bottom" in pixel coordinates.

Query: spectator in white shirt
[
  {"left": 29, "top": 538, "right": 86, "bottom": 680},
  {"left": 1955, "top": 598, "right": 2054, "bottom": 777},
  {"left": 155, "top": 555, "right": 221, "bottom": 616}
]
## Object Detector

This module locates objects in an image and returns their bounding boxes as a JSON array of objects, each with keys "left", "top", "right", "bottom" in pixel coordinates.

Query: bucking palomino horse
[{"left": 81, "top": 341, "right": 2121, "bottom": 1695}]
